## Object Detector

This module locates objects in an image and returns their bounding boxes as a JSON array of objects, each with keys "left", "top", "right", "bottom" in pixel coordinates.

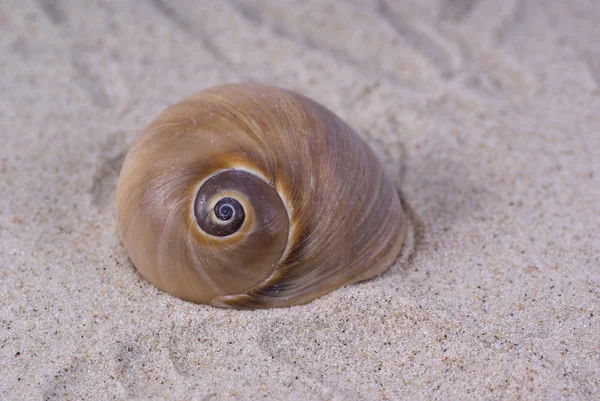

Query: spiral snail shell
[{"left": 115, "top": 83, "right": 405, "bottom": 309}]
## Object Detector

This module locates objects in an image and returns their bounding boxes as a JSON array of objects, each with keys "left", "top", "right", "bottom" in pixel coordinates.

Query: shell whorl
[{"left": 115, "top": 83, "right": 405, "bottom": 309}]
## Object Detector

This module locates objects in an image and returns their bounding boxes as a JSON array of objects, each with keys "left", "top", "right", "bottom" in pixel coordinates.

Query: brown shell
[{"left": 115, "top": 83, "right": 405, "bottom": 309}]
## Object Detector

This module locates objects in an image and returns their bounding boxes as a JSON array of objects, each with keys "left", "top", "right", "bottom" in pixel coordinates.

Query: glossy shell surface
[{"left": 115, "top": 83, "right": 405, "bottom": 309}]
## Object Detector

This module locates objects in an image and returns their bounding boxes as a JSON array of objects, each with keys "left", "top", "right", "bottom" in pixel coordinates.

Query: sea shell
[{"left": 115, "top": 83, "right": 405, "bottom": 309}]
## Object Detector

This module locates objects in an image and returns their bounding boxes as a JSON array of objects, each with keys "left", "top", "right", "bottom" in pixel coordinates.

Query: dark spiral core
[
  {"left": 195, "top": 195, "right": 246, "bottom": 237},
  {"left": 215, "top": 197, "right": 244, "bottom": 222}
]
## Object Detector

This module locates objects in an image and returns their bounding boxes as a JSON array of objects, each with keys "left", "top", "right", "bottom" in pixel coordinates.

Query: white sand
[{"left": 1, "top": 1, "right": 599, "bottom": 399}]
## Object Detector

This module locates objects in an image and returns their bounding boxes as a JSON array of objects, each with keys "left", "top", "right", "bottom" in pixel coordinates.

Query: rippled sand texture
[{"left": 1, "top": 1, "right": 599, "bottom": 400}]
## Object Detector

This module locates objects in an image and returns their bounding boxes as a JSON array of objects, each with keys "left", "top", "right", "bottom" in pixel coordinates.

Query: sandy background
[{"left": 1, "top": 0, "right": 599, "bottom": 400}]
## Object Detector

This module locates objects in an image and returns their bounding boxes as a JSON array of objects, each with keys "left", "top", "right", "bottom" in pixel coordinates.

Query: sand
[{"left": 1, "top": 0, "right": 599, "bottom": 400}]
